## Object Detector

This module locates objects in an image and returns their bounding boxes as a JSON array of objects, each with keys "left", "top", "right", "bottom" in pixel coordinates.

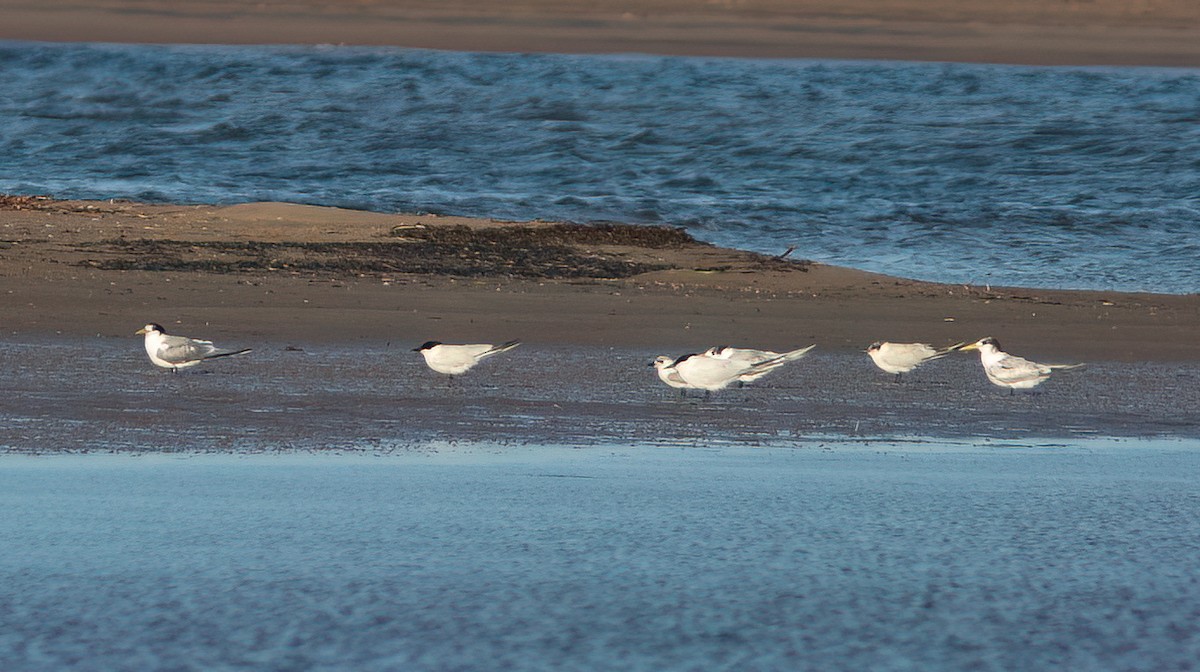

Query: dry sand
[
  {"left": 2, "top": 197, "right": 1197, "bottom": 363},
  {"left": 1, "top": 0, "right": 1199, "bottom": 66}
]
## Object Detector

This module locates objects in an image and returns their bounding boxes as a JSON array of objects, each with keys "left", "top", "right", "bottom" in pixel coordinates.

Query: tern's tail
[
  {"left": 736, "top": 344, "right": 816, "bottom": 383},
  {"left": 754, "top": 344, "right": 816, "bottom": 370},
  {"left": 775, "top": 344, "right": 817, "bottom": 364},
  {"left": 931, "top": 342, "right": 968, "bottom": 360},
  {"left": 1048, "top": 362, "right": 1085, "bottom": 372},
  {"left": 484, "top": 340, "right": 521, "bottom": 357},
  {"left": 203, "top": 348, "right": 252, "bottom": 361}
]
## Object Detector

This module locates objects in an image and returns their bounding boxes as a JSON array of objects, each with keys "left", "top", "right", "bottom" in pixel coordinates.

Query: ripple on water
[{"left": 0, "top": 43, "right": 1197, "bottom": 292}]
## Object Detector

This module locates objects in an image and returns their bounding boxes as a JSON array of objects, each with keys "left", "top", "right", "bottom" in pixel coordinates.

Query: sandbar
[{"left": 1, "top": 0, "right": 1198, "bottom": 66}]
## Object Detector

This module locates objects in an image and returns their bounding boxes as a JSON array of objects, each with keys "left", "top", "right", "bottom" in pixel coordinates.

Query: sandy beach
[
  {"left": 3, "top": 197, "right": 1198, "bottom": 362},
  {"left": 2, "top": 197, "right": 1198, "bottom": 452},
  {"left": 1, "top": 0, "right": 1199, "bottom": 66}
]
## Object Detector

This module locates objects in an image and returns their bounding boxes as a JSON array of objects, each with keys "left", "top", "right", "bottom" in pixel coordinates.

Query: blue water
[
  {"left": 2, "top": 445, "right": 1199, "bottom": 671},
  {"left": 2, "top": 41, "right": 1199, "bottom": 293}
]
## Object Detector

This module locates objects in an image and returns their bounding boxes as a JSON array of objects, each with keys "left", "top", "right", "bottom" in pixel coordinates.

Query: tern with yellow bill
[{"left": 959, "top": 337, "right": 1083, "bottom": 393}]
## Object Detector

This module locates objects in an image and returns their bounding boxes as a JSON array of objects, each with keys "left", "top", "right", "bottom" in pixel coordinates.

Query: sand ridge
[
  {"left": 0, "top": 0, "right": 1198, "bottom": 66},
  {"left": 2, "top": 198, "right": 1196, "bottom": 362}
]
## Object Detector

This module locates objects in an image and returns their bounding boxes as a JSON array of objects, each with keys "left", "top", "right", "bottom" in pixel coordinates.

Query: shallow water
[
  {"left": 1, "top": 42, "right": 1198, "bottom": 292},
  {"left": 2, "top": 444, "right": 1199, "bottom": 671}
]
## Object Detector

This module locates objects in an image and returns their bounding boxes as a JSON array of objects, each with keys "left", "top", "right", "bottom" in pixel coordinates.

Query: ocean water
[
  {"left": 2, "top": 445, "right": 1199, "bottom": 671},
  {"left": 0, "top": 41, "right": 1198, "bottom": 293}
]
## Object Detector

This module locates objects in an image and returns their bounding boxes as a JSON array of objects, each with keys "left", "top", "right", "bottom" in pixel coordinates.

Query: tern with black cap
[{"left": 135, "top": 323, "right": 251, "bottom": 372}]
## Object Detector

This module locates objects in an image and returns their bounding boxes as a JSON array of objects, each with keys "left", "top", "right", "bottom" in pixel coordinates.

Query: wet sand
[
  {"left": 3, "top": 335, "right": 1198, "bottom": 454},
  {"left": 1, "top": 0, "right": 1198, "bottom": 66},
  {"left": 2, "top": 197, "right": 1198, "bottom": 452}
]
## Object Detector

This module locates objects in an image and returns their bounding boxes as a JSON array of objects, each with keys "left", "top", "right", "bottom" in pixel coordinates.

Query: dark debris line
[
  {"left": 75, "top": 223, "right": 695, "bottom": 279},
  {"left": 75, "top": 222, "right": 809, "bottom": 279}
]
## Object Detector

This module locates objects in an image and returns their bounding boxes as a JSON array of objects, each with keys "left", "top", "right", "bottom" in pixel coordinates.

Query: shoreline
[
  {"left": 2, "top": 197, "right": 1198, "bottom": 363},
  {"left": 1, "top": 1, "right": 1198, "bottom": 67},
  {"left": 3, "top": 197, "right": 1199, "bottom": 450},
  {"left": 5, "top": 331, "right": 1199, "bottom": 450}
]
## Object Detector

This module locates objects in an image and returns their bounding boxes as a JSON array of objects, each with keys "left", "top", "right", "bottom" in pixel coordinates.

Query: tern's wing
[
  {"left": 426, "top": 344, "right": 492, "bottom": 369},
  {"left": 988, "top": 354, "right": 1052, "bottom": 385},
  {"left": 881, "top": 343, "right": 939, "bottom": 368},
  {"left": 726, "top": 348, "right": 779, "bottom": 364},
  {"left": 676, "top": 356, "right": 744, "bottom": 389},
  {"left": 453, "top": 344, "right": 496, "bottom": 361},
  {"left": 156, "top": 334, "right": 221, "bottom": 364},
  {"left": 737, "top": 345, "right": 814, "bottom": 382},
  {"left": 479, "top": 340, "right": 521, "bottom": 359},
  {"left": 657, "top": 366, "right": 690, "bottom": 389},
  {"left": 767, "top": 344, "right": 816, "bottom": 365},
  {"left": 905, "top": 343, "right": 940, "bottom": 362},
  {"left": 741, "top": 370, "right": 792, "bottom": 382}
]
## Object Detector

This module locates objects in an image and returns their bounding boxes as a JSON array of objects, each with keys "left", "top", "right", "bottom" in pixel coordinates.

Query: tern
[
  {"left": 650, "top": 355, "right": 699, "bottom": 397},
  {"left": 135, "top": 323, "right": 251, "bottom": 372},
  {"left": 866, "top": 341, "right": 963, "bottom": 382},
  {"left": 700, "top": 345, "right": 806, "bottom": 384},
  {"left": 414, "top": 340, "right": 521, "bottom": 376},
  {"left": 672, "top": 344, "right": 816, "bottom": 392},
  {"left": 959, "top": 337, "right": 1083, "bottom": 393},
  {"left": 703, "top": 346, "right": 782, "bottom": 383}
]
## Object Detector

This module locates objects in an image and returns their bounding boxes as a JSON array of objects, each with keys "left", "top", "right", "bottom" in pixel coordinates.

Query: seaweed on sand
[{"left": 76, "top": 222, "right": 698, "bottom": 279}]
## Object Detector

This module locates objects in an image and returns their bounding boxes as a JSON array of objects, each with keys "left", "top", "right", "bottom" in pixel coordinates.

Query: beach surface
[
  {"left": 4, "top": 197, "right": 1198, "bottom": 361},
  {"left": 3, "top": 197, "right": 1198, "bottom": 451},
  {"left": 1, "top": 0, "right": 1199, "bottom": 66}
]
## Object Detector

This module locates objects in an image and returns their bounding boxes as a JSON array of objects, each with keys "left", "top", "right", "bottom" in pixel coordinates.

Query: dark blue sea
[{"left": 1, "top": 41, "right": 1198, "bottom": 293}]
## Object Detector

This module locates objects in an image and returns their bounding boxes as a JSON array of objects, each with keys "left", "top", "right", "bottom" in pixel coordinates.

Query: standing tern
[
  {"left": 866, "top": 341, "right": 963, "bottom": 382},
  {"left": 672, "top": 344, "right": 816, "bottom": 392},
  {"left": 651, "top": 355, "right": 696, "bottom": 396},
  {"left": 135, "top": 323, "right": 251, "bottom": 372},
  {"left": 414, "top": 340, "right": 521, "bottom": 376},
  {"left": 959, "top": 337, "right": 1083, "bottom": 393}
]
